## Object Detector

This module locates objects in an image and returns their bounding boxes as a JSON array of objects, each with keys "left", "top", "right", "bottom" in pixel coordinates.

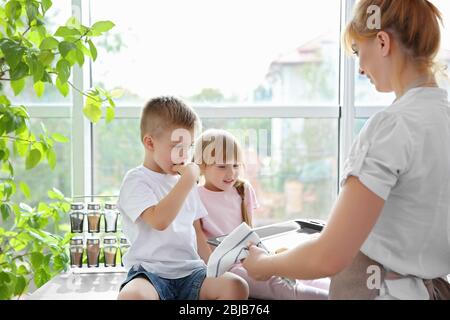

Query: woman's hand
[{"left": 242, "top": 244, "right": 273, "bottom": 281}]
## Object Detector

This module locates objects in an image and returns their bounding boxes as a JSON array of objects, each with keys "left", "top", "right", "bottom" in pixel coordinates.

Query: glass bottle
[
  {"left": 86, "top": 236, "right": 100, "bottom": 267},
  {"left": 103, "top": 236, "right": 118, "bottom": 267},
  {"left": 69, "top": 203, "right": 85, "bottom": 233},
  {"left": 104, "top": 203, "right": 119, "bottom": 233},
  {"left": 87, "top": 203, "right": 101, "bottom": 233},
  {"left": 119, "top": 236, "right": 130, "bottom": 267},
  {"left": 69, "top": 236, "right": 84, "bottom": 268}
]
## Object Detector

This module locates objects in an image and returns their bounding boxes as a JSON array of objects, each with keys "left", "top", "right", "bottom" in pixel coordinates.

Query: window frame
[{"left": 29, "top": 0, "right": 385, "bottom": 202}]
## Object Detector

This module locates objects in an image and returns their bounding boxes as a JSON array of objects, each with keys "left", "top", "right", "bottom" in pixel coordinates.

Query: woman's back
[{"left": 350, "top": 87, "right": 450, "bottom": 279}]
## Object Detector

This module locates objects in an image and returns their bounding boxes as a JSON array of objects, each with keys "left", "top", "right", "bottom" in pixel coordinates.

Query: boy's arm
[
  {"left": 140, "top": 163, "right": 199, "bottom": 231},
  {"left": 194, "top": 219, "right": 212, "bottom": 263}
]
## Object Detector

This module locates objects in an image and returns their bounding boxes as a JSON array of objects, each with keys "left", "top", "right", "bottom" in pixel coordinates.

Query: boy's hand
[{"left": 173, "top": 163, "right": 200, "bottom": 184}]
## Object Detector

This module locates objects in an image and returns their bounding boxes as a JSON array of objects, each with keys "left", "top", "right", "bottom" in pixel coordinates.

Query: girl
[
  {"left": 242, "top": 0, "right": 450, "bottom": 300},
  {"left": 194, "top": 129, "right": 330, "bottom": 300}
]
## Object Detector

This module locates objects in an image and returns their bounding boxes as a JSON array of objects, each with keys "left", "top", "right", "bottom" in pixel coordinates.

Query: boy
[{"left": 117, "top": 96, "right": 249, "bottom": 300}]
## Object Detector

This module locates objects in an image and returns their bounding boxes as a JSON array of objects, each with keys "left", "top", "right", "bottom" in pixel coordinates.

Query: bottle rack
[{"left": 68, "top": 201, "right": 129, "bottom": 274}]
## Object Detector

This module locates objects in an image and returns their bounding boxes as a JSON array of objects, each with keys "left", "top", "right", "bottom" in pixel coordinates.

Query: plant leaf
[
  {"left": 87, "top": 39, "right": 97, "bottom": 61},
  {"left": 19, "top": 202, "right": 33, "bottom": 213},
  {"left": 105, "top": 106, "right": 115, "bottom": 124},
  {"left": 14, "top": 275, "right": 27, "bottom": 296},
  {"left": 33, "top": 81, "right": 45, "bottom": 97},
  {"left": 11, "top": 78, "right": 26, "bottom": 95},
  {"left": 46, "top": 148, "right": 56, "bottom": 170},
  {"left": 56, "top": 59, "right": 71, "bottom": 84},
  {"left": 0, "top": 39, "right": 25, "bottom": 68},
  {"left": 83, "top": 96, "right": 102, "bottom": 123},
  {"left": 9, "top": 62, "right": 29, "bottom": 80},
  {"left": 54, "top": 26, "right": 81, "bottom": 37},
  {"left": 58, "top": 41, "right": 76, "bottom": 58},
  {"left": 55, "top": 77, "right": 69, "bottom": 96},
  {"left": 110, "top": 88, "right": 124, "bottom": 98},
  {"left": 25, "top": 148, "right": 42, "bottom": 170},
  {"left": 34, "top": 268, "right": 51, "bottom": 288},
  {"left": 39, "top": 37, "right": 59, "bottom": 50},
  {"left": 5, "top": 1, "right": 22, "bottom": 21},
  {"left": 38, "top": 50, "right": 55, "bottom": 66},
  {"left": 19, "top": 181, "right": 31, "bottom": 199},
  {"left": 30, "top": 252, "right": 44, "bottom": 270},
  {"left": 47, "top": 188, "right": 64, "bottom": 200},
  {"left": 75, "top": 48, "right": 84, "bottom": 66},
  {"left": 51, "top": 133, "right": 69, "bottom": 143},
  {"left": 90, "top": 21, "right": 115, "bottom": 35},
  {"left": 0, "top": 203, "right": 13, "bottom": 220},
  {"left": 41, "top": 0, "right": 52, "bottom": 14}
]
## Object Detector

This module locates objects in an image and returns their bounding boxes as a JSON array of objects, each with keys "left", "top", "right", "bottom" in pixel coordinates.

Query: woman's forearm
[
  {"left": 263, "top": 177, "right": 385, "bottom": 280},
  {"left": 265, "top": 237, "right": 335, "bottom": 280}
]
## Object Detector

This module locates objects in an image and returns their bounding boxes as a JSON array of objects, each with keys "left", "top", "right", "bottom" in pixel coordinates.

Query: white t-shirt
[
  {"left": 341, "top": 87, "right": 450, "bottom": 299},
  {"left": 117, "top": 165, "right": 208, "bottom": 279}
]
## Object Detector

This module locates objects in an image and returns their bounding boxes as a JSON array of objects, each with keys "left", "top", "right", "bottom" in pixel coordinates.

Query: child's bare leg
[
  {"left": 117, "top": 277, "right": 160, "bottom": 300},
  {"left": 199, "top": 272, "right": 249, "bottom": 300},
  {"left": 230, "top": 264, "right": 328, "bottom": 300}
]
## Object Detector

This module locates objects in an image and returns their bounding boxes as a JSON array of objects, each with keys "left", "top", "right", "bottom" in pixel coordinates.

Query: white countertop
[{"left": 27, "top": 267, "right": 127, "bottom": 300}]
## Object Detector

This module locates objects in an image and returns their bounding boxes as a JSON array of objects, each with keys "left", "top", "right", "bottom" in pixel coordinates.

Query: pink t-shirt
[{"left": 198, "top": 183, "right": 260, "bottom": 240}]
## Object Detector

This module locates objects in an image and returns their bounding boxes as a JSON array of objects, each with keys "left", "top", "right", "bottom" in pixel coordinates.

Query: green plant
[{"left": 0, "top": 0, "right": 116, "bottom": 299}]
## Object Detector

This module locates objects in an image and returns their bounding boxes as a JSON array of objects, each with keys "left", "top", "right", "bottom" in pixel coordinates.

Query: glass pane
[
  {"left": 94, "top": 118, "right": 338, "bottom": 225},
  {"left": 94, "top": 119, "right": 144, "bottom": 197},
  {"left": 354, "top": 118, "right": 368, "bottom": 136},
  {"left": 11, "top": 118, "right": 72, "bottom": 206},
  {"left": 355, "top": 71, "right": 396, "bottom": 106},
  {"left": 91, "top": 0, "right": 340, "bottom": 106},
  {"left": 6, "top": 0, "right": 73, "bottom": 106},
  {"left": 355, "top": 0, "right": 450, "bottom": 106},
  {"left": 433, "top": 0, "right": 450, "bottom": 93}
]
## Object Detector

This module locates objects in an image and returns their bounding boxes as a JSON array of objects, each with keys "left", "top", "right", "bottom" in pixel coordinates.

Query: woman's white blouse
[{"left": 340, "top": 87, "right": 450, "bottom": 299}]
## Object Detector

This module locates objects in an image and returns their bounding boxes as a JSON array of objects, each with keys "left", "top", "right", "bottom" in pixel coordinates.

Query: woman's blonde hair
[
  {"left": 194, "top": 129, "right": 252, "bottom": 227},
  {"left": 343, "top": 0, "right": 446, "bottom": 88}
]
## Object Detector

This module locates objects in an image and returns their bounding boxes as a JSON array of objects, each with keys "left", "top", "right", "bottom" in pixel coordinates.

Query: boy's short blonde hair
[{"left": 140, "top": 96, "right": 200, "bottom": 141}]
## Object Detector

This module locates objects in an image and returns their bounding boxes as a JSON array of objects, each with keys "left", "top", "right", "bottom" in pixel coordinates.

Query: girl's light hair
[
  {"left": 343, "top": 0, "right": 447, "bottom": 90},
  {"left": 194, "top": 129, "right": 252, "bottom": 227}
]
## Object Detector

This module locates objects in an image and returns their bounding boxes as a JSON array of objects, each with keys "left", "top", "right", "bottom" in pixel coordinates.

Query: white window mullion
[
  {"left": 71, "top": 0, "right": 92, "bottom": 199},
  {"left": 111, "top": 105, "right": 340, "bottom": 119},
  {"left": 27, "top": 106, "right": 71, "bottom": 118},
  {"left": 339, "top": 0, "right": 356, "bottom": 180}
]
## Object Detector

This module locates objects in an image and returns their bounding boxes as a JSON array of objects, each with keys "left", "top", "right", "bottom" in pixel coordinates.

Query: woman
[{"left": 242, "top": 0, "right": 450, "bottom": 300}]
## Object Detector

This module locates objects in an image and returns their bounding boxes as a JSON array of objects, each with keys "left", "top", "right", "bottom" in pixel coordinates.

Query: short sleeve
[
  {"left": 244, "top": 183, "right": 260, "bottom": 215},
  {"left": 194, "top": 188, "right": 209, "bottom": 220},
  {"left": 118, "top": 174, "right": 158, "bottom": 223},
  {"left": 340, "top": 112, "right": 412, "bottom": 200}
]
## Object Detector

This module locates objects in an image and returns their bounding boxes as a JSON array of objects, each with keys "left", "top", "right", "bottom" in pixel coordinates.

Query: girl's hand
[{"left": 242, "top": 243, "right": 272, "bottom": 281}]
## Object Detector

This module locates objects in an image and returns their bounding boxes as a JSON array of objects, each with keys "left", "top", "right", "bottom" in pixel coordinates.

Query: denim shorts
[{"left": 119, "top": 265, "right": 207, "bottom": 300}]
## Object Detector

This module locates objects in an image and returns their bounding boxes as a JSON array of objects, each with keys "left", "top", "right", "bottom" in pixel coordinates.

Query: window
[
  {"left": 90, "top": 0, "right": 340, "bottom": 106},
  {"left": 15, "top": 1, "right": 450, "bottom": 226},
  {"left": 93, "top": 118, "right": 338, "bottom": 225},
  {"left": 355, "top": 0, "right": 450, "bottom": 107},
  {"left": 93, "top": 119, "right": 143, "bottom": 197},
  {"left": 6, "top": 0, "right": 73, "bottom": 106},
  {"left": 433, "top": 0, "right": 450, "bottom": 92},
  {"left": 12, "top": 119, "right": 72, "bottom": 206}
]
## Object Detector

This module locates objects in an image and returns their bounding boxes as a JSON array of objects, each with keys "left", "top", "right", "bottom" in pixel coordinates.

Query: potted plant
[{"left": 0, "top": 0, "right": 117, "bottom": 299}]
